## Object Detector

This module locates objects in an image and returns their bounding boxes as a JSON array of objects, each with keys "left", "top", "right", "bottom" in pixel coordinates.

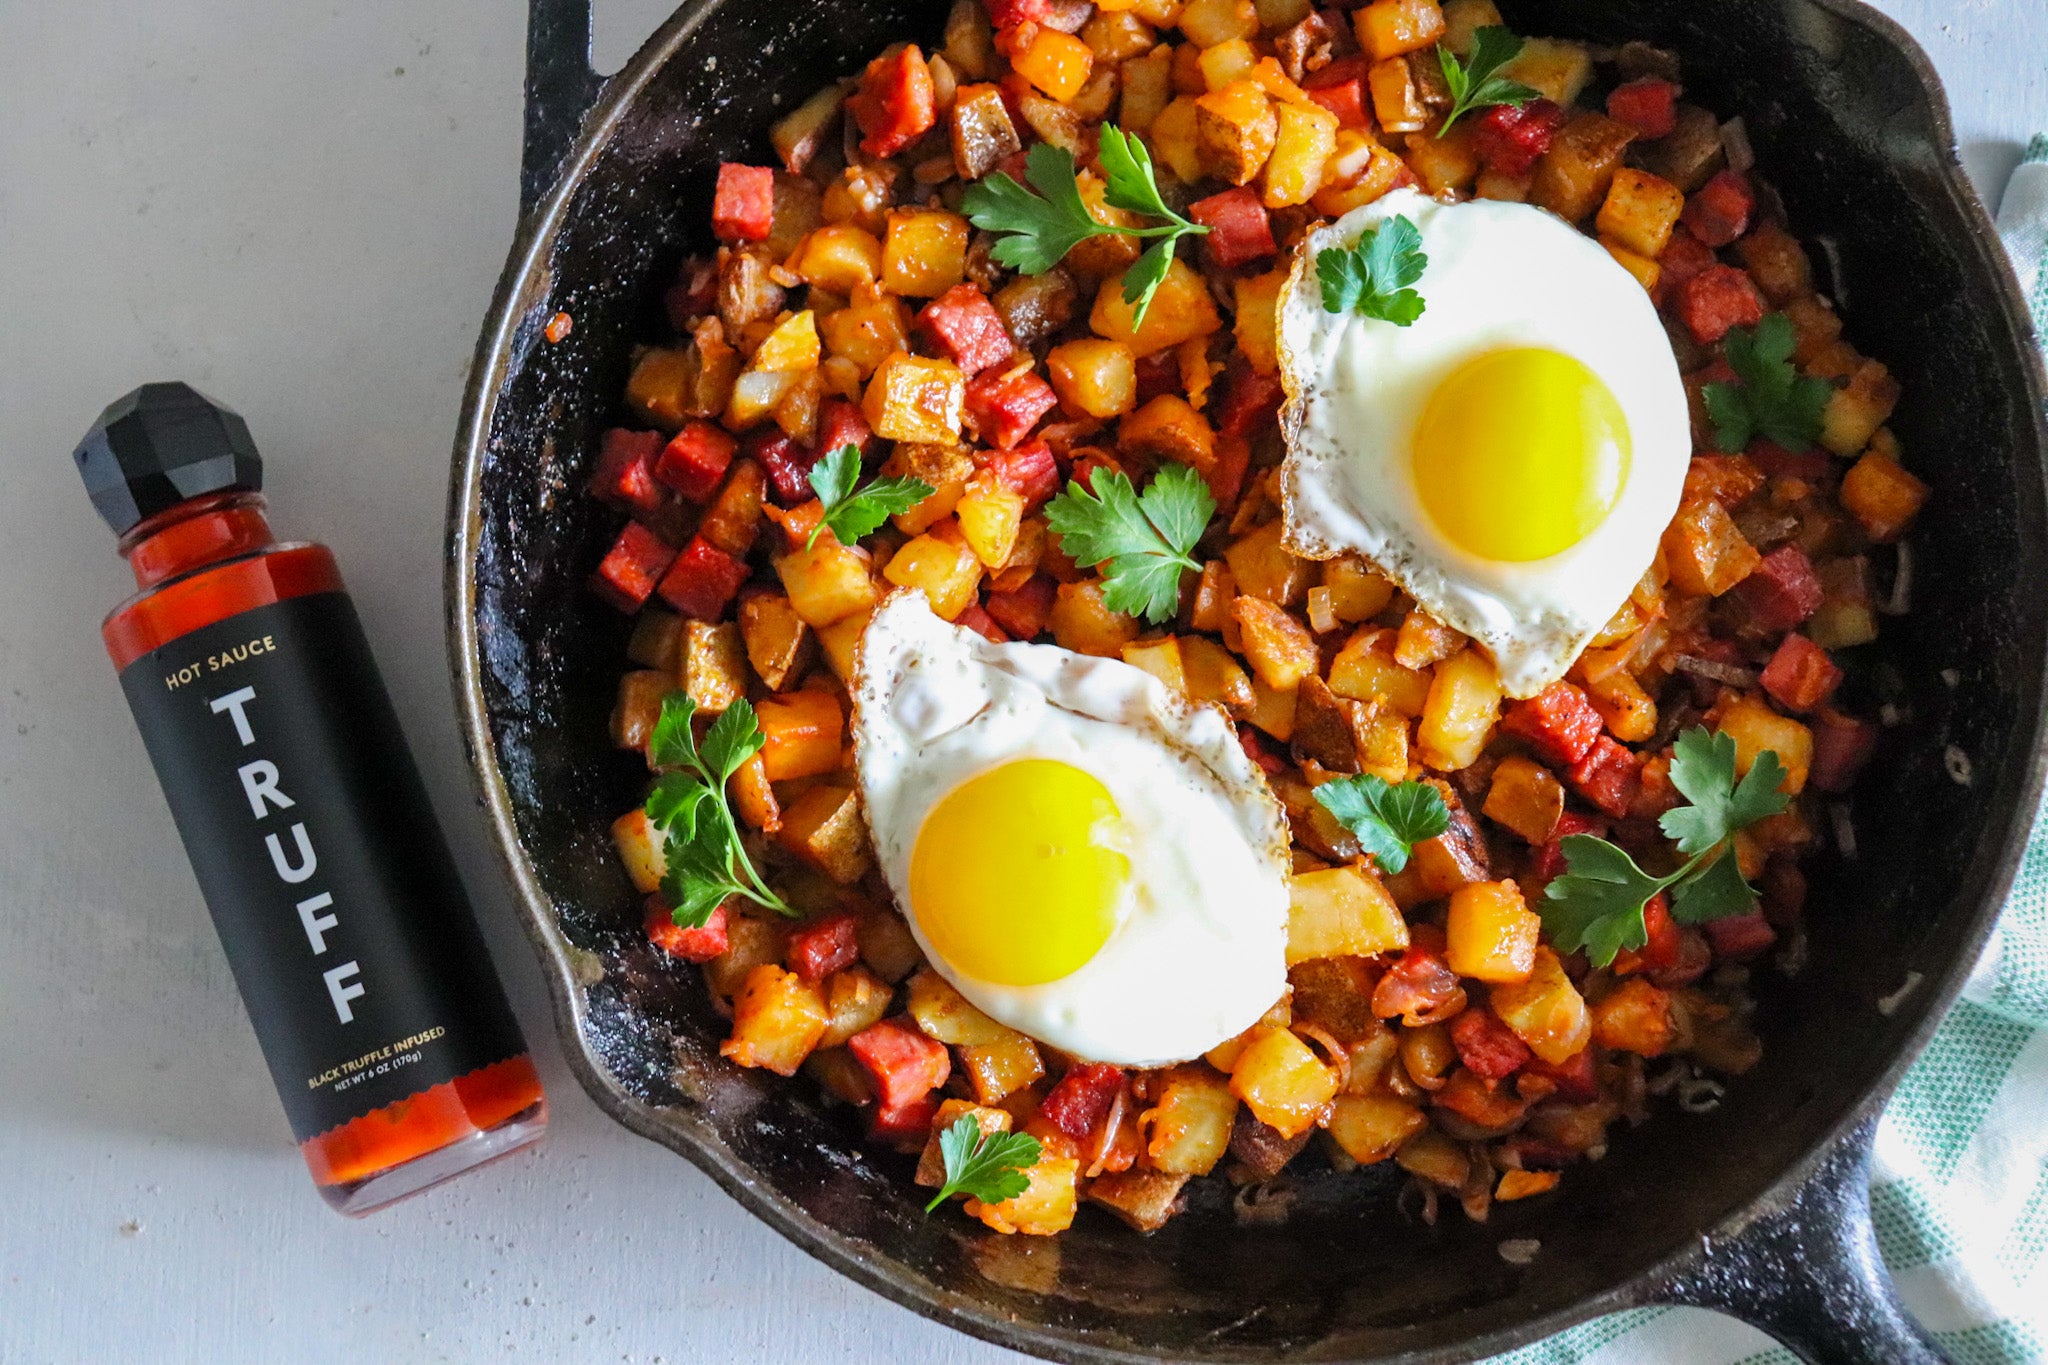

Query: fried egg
[
  {"left": 850, "top": 591, "right": 1291, "bottom": 1067},
  {"left": 1277, "top": 188, "right": 1691, "bottom": 697}
]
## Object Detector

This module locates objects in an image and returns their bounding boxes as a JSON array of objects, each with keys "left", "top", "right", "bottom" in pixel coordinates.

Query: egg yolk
[
  {"left": 908, "top": 759, "right": 1130, "bottom": 987},
  {"left": 1411, "top": 347, "right": 1631, "bottom": 562}
]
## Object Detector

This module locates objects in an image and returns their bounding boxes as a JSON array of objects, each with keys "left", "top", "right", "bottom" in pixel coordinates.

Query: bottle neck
[{"left": 120, "top": 491, "right": 276, "bottom": 589}]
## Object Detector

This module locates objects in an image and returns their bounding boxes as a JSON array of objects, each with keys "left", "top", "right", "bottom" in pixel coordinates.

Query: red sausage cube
[
  {"left": 1761, "top": 633, "right": 1844, "bottom": 713},
  {"left": 917, "top": 284, "right": 1016, "bottom": 375},
  {"left": 655, "top": 421, "right": 738, "bottom": 503},
  {"left": 1303, "top": 57, "right": 1370, "bottom": 130},
  {"left": 1188, "top": 187, "right": 1277, "bottom": 270},
  {"left": 712, "top": 163, "right": 776, "bottom": 243},
  {"left": 591, "top": 428, "right": 668, "bottom": 521},
  {"left": 590, "top": 521, "right": 679, "bottom": 612},
  {"left": 1705, "top": 911, "right": 1777, "bottom": 962},
  {"left": 1657, "top": 227, "right": 1718, "bottom": 291},
  {"left": 747, "top": 428, "right": 821, "bottom": 505},
  {"left": 953, "top": 603, "right": 1010, "bottom": 643},
  {"left": 1683, "top": 170, "right": 1756, "bottom": 249},
  {"left": 848, "top": 1017, "right": 952, "bottom": 1111},
  {"left": 965, "top": 365, "right": 1059, "bottom": 449},
  {"left": 644, "top": 895, "right": 729, "bottom": 963},
  {"left": 1523, "top": 1045, "right": 1599, "bottom": 1103},
  {"left": 984, "top": 573, "right": 1058, "bottom": 640},
  {"left": 788, "top": 912, "right": 861, "bottom": 982},
  {"left": 1449, "top": 1006, "right": 1531, "bottom": 1081},
  {"left": 988, "top": 439, "right": 1059, "bottom": 505},
  {"left": 1471, "top": 99, "right": 1566, "bottom": 176},
  {"left": 1811, "top": 708, "right": 1878, "bottom": 794},
  {"left": 1569, "top": 735, "right": 1643, "bottom": 818},
  {"left": 870, "top": 1093, "right": 942, "bottom": 1150},
  {"left": 1502, "top": 681, "right": 1604, "bottom": 766},
  {"left": 851, "top": 46, "right": 937, "bottom": 159},
  {"left": 1135, "top": 351, "right": 1179, "bottom": 405},
  {"left": 815, "top": 396, "right": 877, "bottom": 462},
  {"left": 1606, "top": 78, "right": 1678, "bottom": 138},
  {"left": 1734, "top": 545, "right": 1825, "bottom": 634},
  {"left": 986, "top": 0, "right": 1052, "bottom": 24},
  {"left": 656, "top": 534, "right": 750, "bottom": 620},
  {"left": 1039, "top": 1062, "right": 1123, "bottom": 1139},
  {"left": 1675, "top": 265, "right": 1766, "bottom": 345},
  {"left": 1213, "top": 360, "right": 1285, "bottom": 439}
]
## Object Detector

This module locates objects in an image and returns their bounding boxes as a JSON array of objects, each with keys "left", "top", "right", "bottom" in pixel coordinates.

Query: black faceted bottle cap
[{"left": 75, "top": 382, "right": 262, "bottom": 536}]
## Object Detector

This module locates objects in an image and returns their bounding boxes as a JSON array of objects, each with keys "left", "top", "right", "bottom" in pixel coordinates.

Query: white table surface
[{"left": 2, "top": 2, "right": 2043, "bottom": 1361}]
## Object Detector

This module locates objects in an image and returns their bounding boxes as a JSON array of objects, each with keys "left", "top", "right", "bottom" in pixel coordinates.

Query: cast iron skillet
[{"left": 446, "top": 0, "right": 2048, "bottom": 1359}]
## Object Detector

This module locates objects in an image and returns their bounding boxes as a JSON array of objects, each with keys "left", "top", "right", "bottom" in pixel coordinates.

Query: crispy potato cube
[
  {"left": 1662, "top": 498, "right": 1762, "bottom": 597},
  {"left": 882, "top": 209, "right": 970, "bottom": 298},
  {"left": 1181, "top": 634, "right": 1255, "bottom": 716},
  {"left": 1717, "top": 694, "right": 1813, "bottom": 795},
  {"left": 1119, "top": 45, "right": 1176, "bottom": 136},
  {"left": 1064, "top": 171, "right": 1147, "bottom": 279},
  {"left": 1198, "top": 37, "right": 1259, "bottom": 92},
  {"left": 611, "top": 669, "right": 668, "bottom": 752},
  {"left": 1195, "top": 80, "right": 1277, "bottom": 185},
  {"left": 1328, "top": 627, "right": 1431, "bottom": 715},
  {"left": 1089, "top": 255, "right": 1222, "bottom": 357},
  {"left": 1418, "top": 647, "right": 1501, "bottom": 771},
  {"left": 1500, "top": 36, "right": 1594, "bottom": 105},
  {"left": 884, "top": 526, "right": 986, "bottom": 619},
  {"left": 738, "top": 592, "right": 814, "bottom": 692},
  {"left": 819, "top": 965, "right": 894, "bottom": 1050},
  {"left": 1313, "top": 128, "right": 1407, "bottom": 214},
  {"left": 1597, "top": 168, "right": 1685, "bottom": 259},
  {"left": 1410, "top": 792, "right": 1490, "bottom": 898},
  {"left": 1230, "top": 1028, "right": 1339, "bottom": 1138},
  {"left": 1841, "top": 451, "right": 1929, "bottom": 542},
  {"left": 610, "top": 807, "right": 668, "bottom": 894},
  {"left": 817, "top": 606, "right": 873, "bottom": 682},
  {"left": 1821, "top": 359, "right": 1902, "bottom": 457},
  {"left": 1737, "top": 221, "right": 1814, "bottom": 304},
  {"left": 1395, "top": 1128, "right": 1470, "bottom": 1189},
  {"left": 1321, "top": 556, "right": 1395, "bottom": 622},
  {"left": 1406, "top": 118, "right": 1481, "bottom": 197},
  {"left": 854, "top": 909, "right": 922, "bottom": 983},
  {"left": 1225, "top": 519, "right": 1313, "bottom": 606},
  {"left": 908, "top": 968, "right": 1019, "bottom": 1045},
  {"left": 955, "top": 469, "right": 1028, "bottom": 570},
  {"left": 969, "top": 1154, "right": 1079, "bottom": 1236},
  {"left": 1144, "top": 1064, "right": 1239, "bottom": 1174},
  {"left": 628, "top": 607, "right": 684, "bottom": 672},
  {"left": 1119, "top": 393, "right": 1217, "bottom": 471},
  {"left": 1047, "top": 338, "right": 1137, "bottom": 419},
  {"left": 1353, "top": 0, "right": 1445, "bottom": 60},
  {"left": 627, "top": 347, "right": 698, "bottom": 429},
  {"left": 1497, "top": 1168, "right": 1561, "bottom": 1201},
  {"left": 1393, "top": 609, "right": 1463, "bottom": 670},
  {"left": 1120, "top": 636, "right": 1188, "bottom": 694},
  {"left": 1366, "top": 56, "right": 1426, "bottom": 134},
  {"left": 887, "top": 441, "right": 975, "bottom": 535},
  {"left": 1245, "top": 674, "right": 1297, "bottom": 740},
  {"left": 1261, "top": 99, "right": 1339, "bottom": 207},
  {"left": 1287, "top": 864, "right": 1409, "bottom": 965},
  {"left": 704, "top": 915, "right": 787, "bottom": 1002},
  {"left": 960, "top": 1035, "right": 1046, "bottom": 1105},
  {"left": 777, "top": 782, "right": 872, "bottom": 885},
  {"left": 1440, "top": 0, "right": 1502, "bottom": 54},
  {"left": 1049, "top": 580, "right": 1144, "bottom": 657},
  {"left": 864, "top": 353, "right": 966, "bottom": 443},
  {"left": 1445, "top": 879, "right": 1540, "bottom": 983},
  {"left": 730, "top": 752, "right": 780, "bottom": 833},
  {"left": 1010, "top": 27, "right": 1094, "bottom": 101},
  {"left": 1489, "top": 946, "right": 1591, "bottom": 1065},
  {"left": 1587, "top": 668, "right": 1657, "bottom": 744},
  {"left": 1088, "top": 1168, "right": 1191, "bottom": 1233},
  {"left": 1233, "top": 596, "right": 1318, "bottom": 691},
  {"left": 1232, "top": 268, "right": 1287, "bottom": 376},
  {"left": 720, "top": 963, "right": 829, "bottom": 1076},
  {"left": 822, "top": 285, "right": 913, "bottom": 378},
  {"left": 1147, "top": 95, "right": 1206, "bottom": 184},
  {"left": 776, "top": 539, "right": 880, "bottom": 628},
  {"left": 1591, "top": 978, "right": 1677, "bottom": 1057},
  {"left": 677, "top": 621, "right": 747, "bottom": 715},
  {"left": 747, "top": 309, "right": 821, "bottom": 375},
  {"left": 1482, "top": 755, "right": 1564, "bottom": 844},
  {"left": 1532, "top": 111, "right": 1636, "bottom": 224},
  {"left": 1601, "top": 237, "right": 1662, "bottom": 293},
  {"left": 793, "top": 224, "right": 885, "bottom": 296},
  {"left": 753, "top": 690, "right": 843, "bottom": 785},
  {"left": 1179, "top": 0, "right": 1259, "bottom": 46},
  {"left": 917, "top": 1100, "right": 1013, "bottom": 1186},
  {"left": 1326, "top": 1094, "right": 1426, "bottom": 1164}
]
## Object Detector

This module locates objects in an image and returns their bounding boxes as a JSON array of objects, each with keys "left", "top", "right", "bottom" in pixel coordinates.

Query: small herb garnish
[
  {"left": 961, "top": 128, "right": 1209, "bottom": 326},
  {"left": 645, "top": 693, "right": 795, "bottom": 927},
  {"left": 1541, "top": 728, "right": 1790, "bottom": 968},
  {"left": 925, "top": 1115, "right": 1043, "bottom": 1213},
  {"left": 806, "top": 443, "right": 933, "bottom": 551},
  {"left": 1043, "top": 462, "right": 1216, "bottom": 625},
  {"left": 1435, "top": 27, "right": 1541, "bottom": 135},
  {"left": 1316, "top": 215, "right": 1429, "bottom": 326},
  {"left": 1702, "top": 313, "right": 1835, "bottom": 454},
  {"left": 1312, "top": 774, "right": 1453, "bottom": 875}
]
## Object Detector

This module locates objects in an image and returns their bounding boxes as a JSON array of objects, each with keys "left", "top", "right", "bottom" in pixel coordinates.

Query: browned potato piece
[
  {"left": 611, "top": 669, "right": 669, "bottom": 753},
  {"left": 776, "top": 782, "right": 873, "bottom": 885},
  {"left": 681, "top": 620, "right": 749, "bottom": 713},
  {"left": 1233, "top": 596, "right": 1319, "bottom": 691},
  {"left": 1195, "top": 79, "right": 1278, "bottom": 185},
  {"left": 1144, "top": 1064, "right": 1239, "bottom": 1175},
  {"left": 1632, "top": 103, "right": 1725, "bottom": 193},
  {"left": 739, "top": 591, "right": 816, "bottom": 692},
  {"left": 950, "top": 82, "right": 1022, "bottom": 181},
  {"left": 1118, "top": 393, "right": 1216, "bottom": 470},
  {"left": 1087, "top": 1169, "right": 1190, "bottom": 1233},
  {"left": 1531, "top": 111, "right": 1637, "bottom": 224}
]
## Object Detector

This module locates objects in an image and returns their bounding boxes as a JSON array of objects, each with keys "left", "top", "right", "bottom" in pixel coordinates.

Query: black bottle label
[{"left": 119, "top": 591, "right": 527, "bottom": 1144}]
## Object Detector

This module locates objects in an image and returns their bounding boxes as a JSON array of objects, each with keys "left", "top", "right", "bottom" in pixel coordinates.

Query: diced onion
[
  {"left": 1830, "top": 803, "right": 1857, "bottom": 861},
  {"left": 1720, "top": 117, "right": 1756, "bottom": 173},
  {"left": 1674, "top": 655, "right": 1759, "bottom": 689},
  {"left": 1877, "top": 970, "right": 1925, "bottom": 1017},
  {"left": 1945, "top": 744, "right": 1974, "bottom": 787},
  {"left": 1233, "top": 1179, "right": 1296, "bottom": 1225},
  {"left": 1498, "top": 1239, "right": 1542, "bottom": 1266},
  {"left": 1880, "top": 543, "right": 1914, "bottom": 616},
  {"left": 1678, "top": 1074, "right": 1726, "bottom": 1114},
  {"left": 1815, "top": 234, "right": 1849, "bottom": 309}
]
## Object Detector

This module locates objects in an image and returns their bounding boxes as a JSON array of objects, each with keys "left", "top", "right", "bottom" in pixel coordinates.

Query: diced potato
[
  {"left": 960, "top": 1035, "right": 1046, "bottom": 1105},
  {"left": 1245, "top": 674, "right": 1297, "bottom": 740},
  {"left": 1840, "top": 451, "right": 1929, "bottom": 542},
  {"left": 1147, "top": 96, "right": 1206, "bottom": 184},
  {"left": 1404, "top": 118, "right": 1480, "bottom": 197},
  {"left": 1179, "top": 0, "right": 1259, "bottom": 47},
  {"left": 855, "top": 909, "right": 922, "bottom": 982},
  {"left": 1365, "top": 56, "right": 1426, "bottom": 135},
  {"left": 1353, "top": 0, "right": 1445, "bottom": 60},
  {"left": 1444, "top": 880, "right": 1540, "bottom": 983},
  {"left": 1088, "top": 1169, "right": 1191, "bottom": 1234},
  {"left": 886, "top": 441, "right": 974, "bottom": 535},
  {"left": 1119, "top": 393, "right": 1217, "bottom": 471},
  {"left": 777, "top": 782, "right": 872, "bottom": 885},
  {"left": 1229, "top": 1027, "right": 1339, "bottom": 1138},
  {"left": 1181, "top": 634, "right": 1255, "bottom": 716},
  {"left": 1661, "top": 498, "right": 1761, "bottom": 597},
  {"left": 1587, "top": 668, "right": 1657, "bottom": 743},
  {"left": 1198, "top": 37, "right": 1259, "bottom": 92},
  {"left": 1393, "top": 609, "right": 1463, "bottom": 670},
  {"left": 1144, "top": 1064, "right": 1239, "bottom": 1174},
  {"left": 1821, "top": 359, "right": 1902, "bottom": 457},
  {"left": 1047, "top": 338, "right": 1137, "bottom": 418},
  {"left": 1232, "top": 268, "right": 1287, "bottom": 376},
  {"left": 1354, "top": 702, "right": 1409, "bottom": 782},
  {"left": 1531, "top": 111, "right": 1636, "bottom": 224},
  {"left": 1225, "top": 519, "right": 1313, "bottom": 606},
  {"left": 1321, "top": 556, "right": 1394, "bottom": 622},
  {"left": 611, "top": 669, "right": 667, "bottom": 752},
  {"left": 627, "top": 607, "right": 683, "bottom": 672},
  {"left": 819, "top": 965, "right": 894, "bottom": 1049},
  {"left": 1262, "top": 100, "right": 1338, "bottom": 207},
  {"left": 884, "top": 526, "right": 986, "bottom": 619},
  {"left": 1500, "top": 36, "right": 1594, "bottom": 105},
  {"left": 1489, "top": 946, "right": 1591, "bottom": 1065},
  {"left": 704, "top": 915, "right": 787, "bottom": 1001},
  {"left": 1417, "top": 647, "right": 1501, "bottom": 770},
  {"left": 1395, "top": 1128, "right": 1470, "bottom": 1189},
  {"left": 1591, "top": 978, "right": 1677, "bottom": 1057},
  {"left": 955, "top": 469, "right": 1028, "bottom": 570},
  {"left": 1090, "top": 256, "right": 1222, "bottom": 357},
  {"left": 627, "top": 347, "right": 697, "bottom": 429},
  {"left": 793, "top": 224, "right": 885, "bottom": 295},
  {"left": 916, "top": 1099, "right": 1013, "bottom": 1186},
  {"left": 1120, "top": 46, "right": 1176, "bottom": 135},
  {"left": 1121, "top": 636, "right": 1188, "bottom": 694},
  {"left": 882, "top": 209, "right": 970, "bottom": 298},
  {"left": 1049, "top": 580, "right": 1143, "bottom": 657},
  {"left": 610, "top": 807, "right": 668, "bottom": 894},
  {"left": 1066, "top": 172, "right": 1147, "bottom": 279},
  {"left": 738, "top": 592, "right": 814, "bottom": 692},
  {"left": 1287, "top": 864, "right": 1410, "bottom": 964},
  {"left": 969, "top": 1154, "right": 1079, "bottom": 1236},
  {"left": 776, "top": 539, "right": 880, "bottom": 628},
  {"left": 863, "top": 352, "right": 966, "bottom": 443},
  {"left": 909, "top": 968, "right": 1020, "bottom": 1045},
  {"left": 816, "top": 606, "right": 873, "bottom": 682},
  {"left": 1482, "top": 755, "right": 1564, "bottom": 844},
  {"left": 822, "top": 285, "right": 913, "bottom": 378},
  {"left": 1313, "top": 130, "right": 1407, "bottom": 215},
  {"left": 1596, "top": 168, "right": 1685, "bottom": 259},
  {"left": 747, "top": 309, "right": 821, "bottom": 374},
  {"left": 1195, "top": 80, "right": 1277, "bottom": 185},
  {"left": 719, "top": 964, "right": 829, "bottom": 1076},
  {"left": 1601, "top": 237, "right": 1662, "bottom": 294},
  {"left": 680, "top": 620, "right": 749, "bottom": 714},
  {"left": 1410, "top": 793, "right": 1490, "bottom": 898},
  {"left": 1325, "top": 1093, "right": 1426, "bottom": 1164},
  {"left": 1233, "top": 596, "right": 1318, "bottom": 691},
  {"left": 1440, "top": 0, "right": 1502, "bottom": 55},
  {"left": 1497, "top": 1168, "right": 1561, "bottom": 1201},
  {"left": 756, "top": 688, "right": 843, "bottom": 783},
  {"left": 1010, "top": 27, "right": 1094, "bottom": 102},
  {"left": 1737, "top": 221, "right": 1815, "bottom": 304},
  {"left": 1717, "top": 694, "right": 1813, "bottom": 796},
  {"left": 1328, "top": 627, "right": 1431, "bottom": 715}
]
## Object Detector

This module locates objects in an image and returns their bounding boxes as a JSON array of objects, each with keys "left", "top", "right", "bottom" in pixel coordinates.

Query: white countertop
[{"left": 2, "top": 2, "right": 2043, "bottom": 1361}]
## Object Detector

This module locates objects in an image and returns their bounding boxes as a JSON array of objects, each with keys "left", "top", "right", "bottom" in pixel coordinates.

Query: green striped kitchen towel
[{"left": 1491, "top": 139, "right": 2048, "bottom": 1365}]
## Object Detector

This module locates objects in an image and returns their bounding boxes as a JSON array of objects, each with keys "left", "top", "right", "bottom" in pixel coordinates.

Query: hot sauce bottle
[{"left": 78, "top": 382, "right": 546, "bottom": 1214}]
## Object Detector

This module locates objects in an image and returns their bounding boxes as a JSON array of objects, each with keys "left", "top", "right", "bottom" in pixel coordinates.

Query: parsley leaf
[
  {"left": 806, "top": 444, "right": 933, "bottom": 550},
  {"left": 1436, "top": 27, "right": 1540, "bottom": 134},
  {"left": 1316, "top": 215, "right": 1429, "bottom": 326},
  {"left": 1043, "top": 463, "right": 1215, "bottom": 624},
  {"left": 1540, "top": 726, "right": 1793, "bottom": 967},
  {"left": 1702, "top": 313, "right": 1835, "bottom": 453},
  {"left": 642, "top": 693, "right": 795, "bottom": 927},
  {"left": 961, "top": 129, "right": 1207, "bottom": 327},
  {"left": 925, "top": 1115, "right": 1043, "bottom": 1213},
  {"left": 1312, "top": 775, "right": 1451, "bottom": 875}
]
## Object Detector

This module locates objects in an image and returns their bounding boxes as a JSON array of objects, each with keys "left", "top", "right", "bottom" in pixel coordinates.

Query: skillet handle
[
  {"left": 522, "top": 0, "right": 603, "bottom": 215},
  {"left": 1652, "top": 1115, "right": 1945, "bottom": 1364}
]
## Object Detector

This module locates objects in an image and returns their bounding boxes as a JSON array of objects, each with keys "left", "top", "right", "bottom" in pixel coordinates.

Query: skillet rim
[{"left": 443, "top": 1, "right": 2048, "bottom": 1358}]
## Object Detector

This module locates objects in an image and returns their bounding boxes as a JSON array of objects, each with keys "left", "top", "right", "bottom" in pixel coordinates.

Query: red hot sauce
[{"left": 80, "top": 383, "right": 546, "bottom": 1213}]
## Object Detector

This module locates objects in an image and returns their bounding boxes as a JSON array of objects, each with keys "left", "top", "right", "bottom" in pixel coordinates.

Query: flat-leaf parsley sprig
[
  {"left": 1702, "top": 312, "right": 1835, "bottom": 454},
  {"left": 1541, "top": 727, "right": 1790, "bottom": 967},
  {"left": 1044, "top": 462, "right": 1216, "bottom": 625},
  {"left": 805, "top": 443, "right": 933, "bottom": 551},
  {"left": 925, "top": 1114, "right": 1042, "bottom": 1213},
  {"left": 962, "top": 128, "right": 1208, "bottom": 325},
  {"left": 1312, "top": 774, "right": 1451, "bottom": 875},
  {"left": 644, "top": 693, "right": 795, "bottom": 927},
  {"left": 1317, "top": 215, "right": 1429, "bottom": 326},
  {"left": 1435, "top": 26, "right": 1541, "bottom": 134}
]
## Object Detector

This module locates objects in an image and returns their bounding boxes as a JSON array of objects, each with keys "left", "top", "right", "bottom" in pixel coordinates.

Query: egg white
[
  {"left": 1277, "top": 189, "right": 1692, "bottom": 698},
  {"left": 850, "top": 591, "right": 1291, "bottom": 1068}
]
